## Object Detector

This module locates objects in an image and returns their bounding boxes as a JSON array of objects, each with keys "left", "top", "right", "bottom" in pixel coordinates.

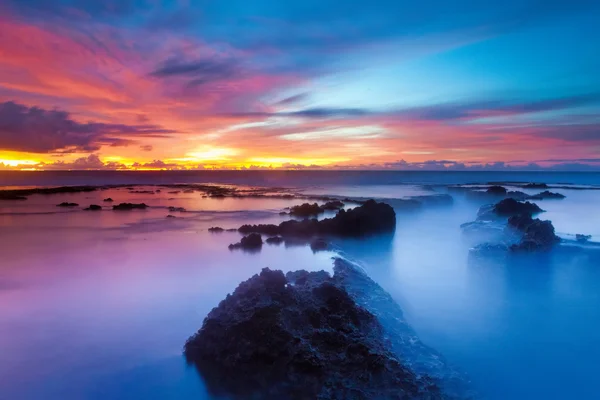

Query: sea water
[{"left": 1, "top": 171, "right": 599, "bottom": 399}]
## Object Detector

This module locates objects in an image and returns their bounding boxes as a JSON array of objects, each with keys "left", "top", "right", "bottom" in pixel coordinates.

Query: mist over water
[{"left": 1, "top": 171, "right": 600, "bottom": 399}]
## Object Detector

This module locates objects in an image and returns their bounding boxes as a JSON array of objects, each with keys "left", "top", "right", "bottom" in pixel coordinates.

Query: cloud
[
  {"left": 0, "top": 101, "right": 177, "bottom": 153},
  {"left": 150, "top": 57, "right": 240, "bottom": 87},
  {"left": 140, "top": 145, "right": 153, "bottom": 152}
]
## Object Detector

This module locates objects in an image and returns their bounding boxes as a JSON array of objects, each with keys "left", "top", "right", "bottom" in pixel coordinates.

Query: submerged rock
[
  {"left": 168, "top": 206, "right": 186, "bottom": 212},
  {"left": 229, "top": 233, "right": 263, "bottom": 251},
  {"left": 265, "top": 236, "right": 284, "bottom": 245},
  {"left": 103, "top": 198, "right": 114, "bottom": 202},
  {"left": 208, "top": 227, "right": 224, "bottom": 232},
  {"left": 166, "top": 215, "right": 177, "bottom": 218},
  {"left": 0, "top": 195, "right": 27, "bottom": 201},
  {"left": 486, "top": 185, "right": 507, "bottom": 195},
  {"left": 112, "top": 203, "right": 148, "bottom": 210},
  {"left": 523, "top": 183, "right": 549, "bottom": 189},
  {"left": 184, "top": 259, "right": 466, "bottom": 399},
  {"left": 528, "top": 191, "right": 566, "bottom": 200},
  {"left": 310, "top": 238, "right": 329, "bottom": 252},
  {"left": 84, "top": 204, "right": 102, "bottom": 211},
  {"left": 576, "top": 234, "right": 592, "bottom": 243},
  {"left": 56, "top": 202, "right": 79, "bottom": 207}
]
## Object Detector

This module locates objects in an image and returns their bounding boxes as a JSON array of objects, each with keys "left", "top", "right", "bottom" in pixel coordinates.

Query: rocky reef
[
  {"left": 208, "top": 227, "right": 224, "bottom": 233},
  {"left": 507, "top": 214, "right": 560, "bottom": 251},
  {"left": 56, "top": 202, "right": 79, "bottom": 207},
  {"left": 266, "top": 236, "right": 284, "bottom": 245},
  {"left": 239, "top": 200, "right": 395, "bottom": 239},
  {"left": 112, "top": 203, "right": 148, "bottom": 210},
  {"left": 84, "top": 204, "right": 102, "bottom": 211},
  {"left": 528, "top": 191, "right": 566, "bottom": 200},
  {"left": 228, "top": 233, "right": 263, "bottom": 251},
  {"left": 492, "top": 198, "right": 543, "bottom": 217},
  {"left": 184, "top": 258, "right": 471, "bottom": 399},
  {"left": 289, "top": 202, "right": 323, "bottom": 217}
]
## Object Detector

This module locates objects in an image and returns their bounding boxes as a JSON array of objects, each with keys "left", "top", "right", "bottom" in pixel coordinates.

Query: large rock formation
[
  {"left": 228, "top": 233, "right": 263, "bottom": 251},
  {"left": 493, "top": 198, "right": 543, "bottom": 217},
  {"left": 289, "top": 202, "right": 323, "bottom": 217},
  {"left": 239, "top": 200, "right": 396, "bottom": 238},
  {"left": 184, "top": 259, "right": 470, "bottom": 400},
  {"left": 507, "top": 214, "right": 560, "bottom": 251}
]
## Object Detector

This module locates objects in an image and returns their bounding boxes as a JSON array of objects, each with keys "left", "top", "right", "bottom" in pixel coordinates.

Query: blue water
[{"left": 1, "top": 171, "right": 599, "bottom": 399}]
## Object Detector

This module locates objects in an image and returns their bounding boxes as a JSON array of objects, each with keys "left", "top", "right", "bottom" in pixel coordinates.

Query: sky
[{"left": 0, "top": 0, "right": 599, "bottom": 170}]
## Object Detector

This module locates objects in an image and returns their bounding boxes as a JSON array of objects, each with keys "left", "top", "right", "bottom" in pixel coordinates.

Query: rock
[
  {"left": 84, "top": 204, "right": 102, "bottom": 211},
  {"left": 0, "top": 195, "right": 27, "bottom": 201},
  {"left": 310, "top": 238, "right": 329, "bottom": 252},
  {"left": 208, "top": 227, "right": 225, "bottom": 232},
  {"left": 184, "top": 264, "right": 446, "bottom": 400},
  {"left": 289, "top": 202, "right": 322, "bottom": 217},
  {"left": 279, "top": 211, "right": 288, "bottom": 216},
  {"left": 576, "top": 234, "right": 592, "bottom": 243},
  {"left": 112, "top": 203, "right": 148, "bottom": 210},
  {"left": 266, "top": 236, "right": 284, "bottom": 245},
  {"left": 168, "top": 206, "right": 186, "bottom": 212},
  {"left": 129, "top": 190, "right": 155, "bottom": 194},
  {"left": 378, "top": 198, "right": 422, "bottom": 211},
  {"left": 528, "top": 191, "right": 566, "bottom": 200},
  {"left": 239, "top": 200, "right": 396, "bottom": 238},
  {"left": 229, "top": 233, "right": 263, "bottom": 251},
  {"left": 493, "top": 198, "right": 543, "bottom": 217},
  {"left": 103, "top": 198, "right": 114, "bottom": 202},
  {"left": 239, "top": 224, "right": 281, "bottom": 236},
  {"left": 523, "top": 183, "right": 549, "bottom": 189},
  {"left": 168, "top": 191, "right": 181, "bottom": 194},
  {"left": 155, "top": 189, "right": 161, "bottom": 193},
  {"left": 321, "top": 200, "right": 345, "bottom": 210},
  {"left": 486, "top": 185, "right": 507, "bottom": 195},
  {"left": 56, "top": 202, "right": 79, "bottom": 207},
  {"left": 507, "top": 214, "right": 560, "bottom": 251},
  {"left": 166, "top": 215, "right": 177, "bottom": 218},
  {"left": 1, "top": 186, "right": 96, "bottom": 200}
]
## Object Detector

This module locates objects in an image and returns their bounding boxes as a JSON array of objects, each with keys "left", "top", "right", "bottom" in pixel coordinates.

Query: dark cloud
[
  {"left": 150, "top": 57, "right": 240, "bottom": 87},
  {"left": 140, "top": 145, "right": 153, "bottom": 152},
  {"left": 0, "top": 101, "right": 177, "bottom": 153},
  {"left": 275, "top": 93, "right": 309, "bottom": 107}
]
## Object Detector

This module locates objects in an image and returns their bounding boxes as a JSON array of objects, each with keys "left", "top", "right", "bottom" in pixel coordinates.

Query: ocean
[{"left": 1, "top": 171, "right": 599, "bottom": 399}]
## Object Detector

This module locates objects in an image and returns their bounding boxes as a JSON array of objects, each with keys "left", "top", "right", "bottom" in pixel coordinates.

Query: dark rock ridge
[
  {"left": 507, "top": 214, "right": 560, "bottom": 251},
  {"left": 229, "top": 233, "right": 263, "bottom": 251},
  {"left": 321, "top": 200, "right": 345, "bottom": 210},
  {"left": 528, "top": 191, "right": 566, "bottom": 200},
  {"left": 0, "top": 185, "right": 97, "bottom": 201},
  {"left": 265, "top": 236, "right": 284, "bottom": 245},
  {"left": 184, "top": 258, "right": 469, "bottom": 399},
  {"left": 493, "top": 198, "right": 543, "bottom": 217},
  {"left": 129, "top": 190, "right": 155, "bottom": 194},
  {"left": 103, "top": 198, "right": 113, "bottom": 202},
  {"left": 56, "top": 202, "right": 79, "bottom": 207},
  {"left": 208, "top": 227, "right": 224, "bottom": 232},
  {"left": 84, "top": 204, "right": 102, "bottom": 211},
  {"left": 112, "top": 203, "right": 148, "bottom": 210},
  {"left": 0, "top": 195, "right": 27, "bottom": 201},
  {"left": 239, "top": 200, "right": 396, "bottom": 238}
]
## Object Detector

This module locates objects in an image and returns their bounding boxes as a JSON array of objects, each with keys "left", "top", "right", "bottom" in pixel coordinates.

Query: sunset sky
[{"left": 0, "top": 0, "right": 599, "bottom": 170}]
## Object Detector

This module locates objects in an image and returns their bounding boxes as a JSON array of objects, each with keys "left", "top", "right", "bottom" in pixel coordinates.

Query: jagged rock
[
  {"left": 84, "top": 204, "right": 102, "bottom": 211},
  {"left": 528, "top": 191, "right": 566, "bottom": 200},
  {"left": 56, "top": 202, "right": 79, "bottom": 207},
  {"left": 321, "top": 200, "right": 345, "bottom": 210},
  {"left": 266, "top": 236, "right": 284, "bottom": 245},
  {"left": 168, "top": 206, "right": 186, "bottom": 212},
  {"left": 507, "top": 214, "right": 560, "bottom": 251},
  {"left": 310, "top": 238, "right": 329, "bottom": 252},
  {"left": 208, "top": 227, "right": 224, "bottom": 232},
  {"left": 184, "top": 262, "right": 452, "bottom": 400},
  {"left": 113, "top": 203, "right": 148, "bottom": 210},
  {"left": 493, "top": 198, "right": 543, "bottom": 217},
  {"left": 103, "top": 198, "right": 114, "bottom": 202},
  {"left": 239, "top": 224, "right": 281, "bottom": 236},
  {"left": 289, "top": 203, "right": 322, "bottom": 217},
  {"left": 229, "top": 233, "right": 263, "bottom": 250},
  {"left": 576, "top": 234, "right": 592, "bottom": 243},
  {"left": 486, "top": 186, "right": 507, "bottom": 195}
]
